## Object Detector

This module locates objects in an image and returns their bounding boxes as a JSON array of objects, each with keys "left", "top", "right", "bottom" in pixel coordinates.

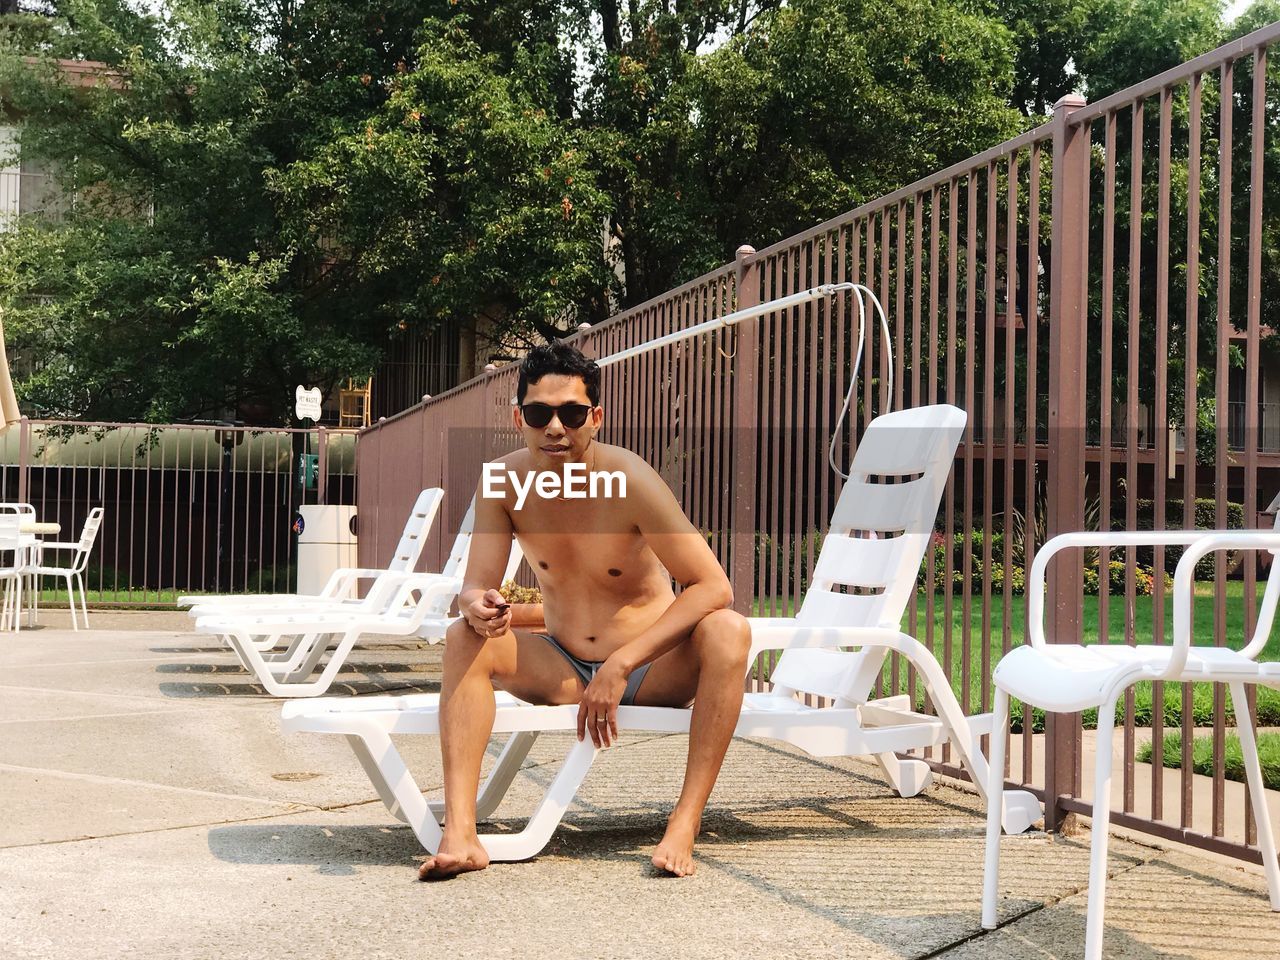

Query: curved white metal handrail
[{"left": 593, "top": 282, "right": 894, "bottom": 479}]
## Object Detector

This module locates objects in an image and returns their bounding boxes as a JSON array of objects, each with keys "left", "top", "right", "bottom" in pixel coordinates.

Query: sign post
[{"left": 294, "top": 385, "right": 322, "bottom": 530}]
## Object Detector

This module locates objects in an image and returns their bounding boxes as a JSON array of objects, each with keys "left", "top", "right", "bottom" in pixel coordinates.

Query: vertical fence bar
[
  {"left": 16, "top": 417, "right": 28, "bottom": 504},
  {"left": 1043, "top": 93, "right": 1090, "bottom": 829},
  {"left": 981, "top": 161, "right": 997, "bottom": 717},
  {"left": 1150, "top": 84, "right": 1173, "bottom": 823},
  {"left": 1242, "top": 44, "right": 1267, "bottom": 847},
  {"left": 732, "top": 246, "right": 760, "bottom": 619},
  {"left": 1181, "top": 70, "right": 1202, "bottom": 833},
  {"left": 1099, "top": 109, "right": 1117, "bottom": 678},
  {"left": 1123, "top": 98, "right": 1144, "bottom": 814},
  {"left": 962, "top": 173, "right": 977, "bottom": 718},
  {"left": 1023, "top": 146, "right": 1040, "bottom": 785},
  {"left": 1212, "top": 58, "right": 1233, "bottom": 838}
]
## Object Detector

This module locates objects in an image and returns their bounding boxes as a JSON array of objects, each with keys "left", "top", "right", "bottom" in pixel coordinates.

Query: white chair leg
[
  {"left": 74, "top": 572, "right": 89, "bottom": 628},
  {"left": 476, "top": 737, "right": 597, "bottom": 862},
  {"left": 29, "top": 570, "right": 40, "bottom": 627},
  {"left": 1229, "top": 681, "right": 1280, "bottom": 910},
  {"left": 428, "top": 731, "right": 542, "bottom": 822},
  {"left": 982, "top": 687, "right": 1010, "bottom": 929},
  {"left": 64, "top": 574, "right": 78, "bottom": 631},
  {"left": 1084, "top": 695, "right": 1120, "bottom": 960},
  {"left": 874, "top": 751, "right": 934, "bottom": 798}
]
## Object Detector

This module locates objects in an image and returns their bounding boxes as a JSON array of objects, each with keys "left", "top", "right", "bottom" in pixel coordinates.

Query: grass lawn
[
  {"left": 1137, "top": 731, "right": 1280, "bottom": 790},
  {"left": 36, "top": 586, "right": 184, "bottom": 608},
  {"left": 752, "top": 582, "right": 1280, "bottom": 729}
]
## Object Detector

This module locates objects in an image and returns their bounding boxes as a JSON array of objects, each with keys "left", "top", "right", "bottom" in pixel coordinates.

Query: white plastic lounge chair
[
  {"left": 982, "top": 500, "right": 1280, "bottom": 960},
  {"left": 194, "top": 497, "right": 526, "bottom": 696},
  {"left": 195, "top": 570, "right": 465, "bottom": 696},
  {"left": 281, "top": 404, "right": 1041, "bottom": 861},
  {"left": 27, "top": 507, "right": 104, "bottom": 631},
  {"left": 191, "top": 495, "right": 521, "bottom": 639},
  {"left": 178, "top": 487, "right": 445, "bottom": 614}
]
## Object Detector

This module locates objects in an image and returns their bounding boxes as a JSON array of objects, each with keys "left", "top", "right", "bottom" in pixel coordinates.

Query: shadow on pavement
[{"left": 158, "top": 678, "right": 440, "bottom": 698}]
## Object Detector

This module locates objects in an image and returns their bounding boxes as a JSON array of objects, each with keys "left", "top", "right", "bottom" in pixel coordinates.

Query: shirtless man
[{"left": 419, "top": 341, "right": 751, "bottom": 880}]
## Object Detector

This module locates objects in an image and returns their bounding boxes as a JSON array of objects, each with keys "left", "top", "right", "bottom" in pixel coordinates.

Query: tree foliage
[{"left": 0, "top": 0, "right": 1253, "bottom": 423}]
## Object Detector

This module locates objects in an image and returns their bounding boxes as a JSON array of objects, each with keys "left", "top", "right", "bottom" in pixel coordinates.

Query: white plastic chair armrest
[
  {"left": 1168, "top": 531, "right": 1280, "bottom": 673},
  {"left": 322, "top": 566, "right": 406, "bottom": 599},
  {"left": 39, "top": 542, "right": 80, "bottom": 551},
  {"left": 328, "top": 566, "right": 452, "bottom": 600},
  {"left": 195, "top": 575, "right": 461, "bottom": 634},
  {"left": 1026, "top": 529, "right": 1247, "bottom": 649}
]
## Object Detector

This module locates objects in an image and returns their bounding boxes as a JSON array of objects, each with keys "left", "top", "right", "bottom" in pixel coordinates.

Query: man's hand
[
  {"left": 463, "top": 588, "right": 512, "bottom": 639},
  {"left": 576, "top": 660, "right": 628, "bottom": 748}
]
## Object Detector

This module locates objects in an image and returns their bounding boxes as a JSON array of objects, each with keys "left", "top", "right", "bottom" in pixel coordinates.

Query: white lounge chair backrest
[
  {"left": 0, "top": 514, "right": 22, "bottom": 556},
  {"left": 771, "top": 405, "right": 966, "bottom": 704},
  {"left": 439, "top": 495, "right": 525, "bottom": 583},
  {"left": 70, "top": 508, "right": 105, "bottom": 573},
  {"left": 796, "top": 404, "right": 966, "bottom": 629},
  {"left": 441, "top": 497, "right": 477, "bottom": 579},
  {"left": 385, "top": 488, "right": 444, "bottom": 573}
]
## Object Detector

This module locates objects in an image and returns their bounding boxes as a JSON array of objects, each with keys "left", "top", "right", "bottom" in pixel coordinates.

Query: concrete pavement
[{"left": 1, "top": 616, "right": 1277, "bottom": 959}]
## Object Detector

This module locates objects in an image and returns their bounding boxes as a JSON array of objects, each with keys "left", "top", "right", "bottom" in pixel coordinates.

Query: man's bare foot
[
  {"left": 417, "top": 834, "right": 490, "bottom": 880},
  {"left": 651, "top": 811, "right": 699, "bottom": 877}
]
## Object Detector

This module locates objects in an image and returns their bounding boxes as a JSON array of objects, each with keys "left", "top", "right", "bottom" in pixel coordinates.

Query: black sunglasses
[{"left": 520, "top": 402, "right": 593, "bottom": 429}]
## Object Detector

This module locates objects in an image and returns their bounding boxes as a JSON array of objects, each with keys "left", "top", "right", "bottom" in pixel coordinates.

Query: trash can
[{"left": 295, "top": 504, "right": 358, "bottom": 595}]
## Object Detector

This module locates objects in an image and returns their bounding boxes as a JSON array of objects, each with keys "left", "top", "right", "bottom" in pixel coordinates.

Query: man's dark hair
[{"left": 516, "top": 340, "right": 601, "bottom": 406}]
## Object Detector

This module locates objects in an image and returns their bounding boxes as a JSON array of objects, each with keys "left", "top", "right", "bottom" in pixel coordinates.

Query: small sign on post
[{"left": 295, "top": 385, "right": 322, "bottom": 422}]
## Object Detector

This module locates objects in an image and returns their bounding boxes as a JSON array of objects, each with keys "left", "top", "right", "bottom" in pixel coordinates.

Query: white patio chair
[
  {"left": 281, "top": 404, "right": 1042, "bottom": 862},
  {"left": 195, "top": 570, "right": 466, "bottom": 696},
  {"left": 981, "top": 506, "right": 1280, "bottom": 960},
  {"left": 0, "top": 515, "right": 31, "bottom": 631},
  {"left": 0, "top": 504, "right": 39, "bottom": 626},
  {"left": 28, "top": 507, "right": 104, "bottom": 631},
  {"left": 178, "top": 487, "right": 445, "bottom": 613}
]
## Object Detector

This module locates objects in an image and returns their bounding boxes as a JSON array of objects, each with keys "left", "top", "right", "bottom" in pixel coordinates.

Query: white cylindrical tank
[{"left": 296, "top": 505, "right": 358, "bottom": 596}]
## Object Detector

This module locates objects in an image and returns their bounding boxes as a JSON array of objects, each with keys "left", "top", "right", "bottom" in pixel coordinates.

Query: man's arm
[
  {"left": 605, "top": 463, "right": 733, "bottom": 676},
  {"left": 457, "top": 472, "right": 519, "bottom": 637}
]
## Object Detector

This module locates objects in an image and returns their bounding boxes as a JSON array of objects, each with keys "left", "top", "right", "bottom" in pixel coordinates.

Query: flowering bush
[{"left": 1082, "top": 559, "right": 1172, "bottom": 596}]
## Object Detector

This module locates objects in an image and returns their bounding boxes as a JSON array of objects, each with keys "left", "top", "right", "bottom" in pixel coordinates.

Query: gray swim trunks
[{"left": 534, "top": 633, "right": 652, "bottom": 706}]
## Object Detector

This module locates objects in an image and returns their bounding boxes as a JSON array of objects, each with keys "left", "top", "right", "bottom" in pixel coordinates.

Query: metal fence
[
  {"left": 0, "top": 419, "right": 358, "bottom": 605},
  {"left": 354, "top": 22, "right": 1280, "bottom": 865}
]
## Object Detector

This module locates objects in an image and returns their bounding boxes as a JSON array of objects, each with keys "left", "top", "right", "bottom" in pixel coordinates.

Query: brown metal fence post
[
  {"left": 316, "top": 426, "right": 328, "bottom": 505},
  {"left": 16, "top": 417, "right": 30, "bottom": 503},
  {"left": 731, "top": 245, "right": 760, "bottom": 617},
  {"left": 1043, "top": 93, "right": 1090, "bottom": 831}
]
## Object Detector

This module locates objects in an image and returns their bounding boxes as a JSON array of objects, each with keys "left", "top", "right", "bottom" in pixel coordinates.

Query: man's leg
[
  {"left": 631, "top": 608, "right": 751, "bottom": 876},
  {"left": 420, "top": 621, "right": 584, "bottom": 879}
]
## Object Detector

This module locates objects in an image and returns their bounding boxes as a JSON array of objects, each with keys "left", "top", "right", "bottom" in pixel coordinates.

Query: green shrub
[
  {"left": 1007, "top": 684, "right": 1280, "bottom": 734},
  {"left": 921, "top": 530, "right": 1023, "bottom": 594},
  {"left": 1131, "top": 498, "right": 1245, "bottom": 578},
  {"left": 1137, "top": 731, "right": 1280, "bottom": 791}
]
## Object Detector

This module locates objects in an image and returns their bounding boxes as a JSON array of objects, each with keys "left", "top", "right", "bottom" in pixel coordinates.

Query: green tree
[
  {"left": 0, "top": 1, "right": 607, "bottom": 421},
  {"left": 1, "top": 0, "right": 1239, "bottom": 424},
  {"left": 581, "top": 0, "right": 1023, "bottom": 303}
]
